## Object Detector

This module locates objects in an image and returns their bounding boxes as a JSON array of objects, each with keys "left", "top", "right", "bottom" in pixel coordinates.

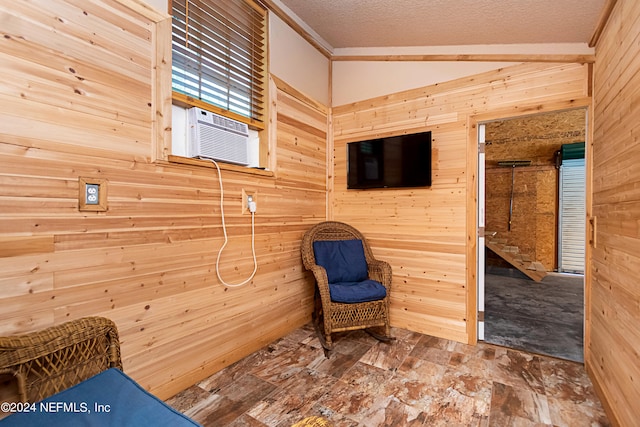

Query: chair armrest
[
  {"left": 368, "top": 260, "right": 392, "bottom": 291},
  {"left": 309, "top": 265, "right": 332, "bottom": 305}
]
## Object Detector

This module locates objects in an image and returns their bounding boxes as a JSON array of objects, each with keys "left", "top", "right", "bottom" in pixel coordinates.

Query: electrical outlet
[
  {"left": 85, "top": 184, "right": 100, "bottom": 205},
  {"left": 247, "top": 194, "right": 257, "bottom": 213},
  {"left": 241, "top": 189, "right": 257, "bottom": 214},
  {"left": 79, "top": 177, "right": 108, "bottom": 211}
]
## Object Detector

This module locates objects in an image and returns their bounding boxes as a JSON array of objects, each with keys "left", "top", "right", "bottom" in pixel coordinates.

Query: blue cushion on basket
[
  {"left": 0, "top": 368, "right": 200, "bottom": 427},
  {"left": 313, "top": 239, "right": 368, "bottom": 283},
  {"left": 329, "top": 279, "right": 387, "bottom": 303}
]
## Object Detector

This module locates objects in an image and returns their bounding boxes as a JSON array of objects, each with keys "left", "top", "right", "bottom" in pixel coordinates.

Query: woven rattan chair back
[
  {"left": 0, "top": 317, "right": 122, "bottom": 404},
  {"left": 301, "top": 221, "right": 393, "bottom": 356},
  {"left": 301, "top": 221, "right": 377, "bottom": 271}
]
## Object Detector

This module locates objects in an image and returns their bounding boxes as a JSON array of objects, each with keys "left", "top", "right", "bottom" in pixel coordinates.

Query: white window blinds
[{"left": 171, "top": 0, "right": 266, "bottom": 124}]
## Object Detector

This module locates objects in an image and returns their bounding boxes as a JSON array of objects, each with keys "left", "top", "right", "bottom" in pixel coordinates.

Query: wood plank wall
[
  {"left": 332, "top": 62, "right": 590, "bottom": 344},
  {"left": 0, "top": 0, "right": 327, "bottom": 399},
  {"left": 590, "top": 0, "right": 640, "bottom": 424}
]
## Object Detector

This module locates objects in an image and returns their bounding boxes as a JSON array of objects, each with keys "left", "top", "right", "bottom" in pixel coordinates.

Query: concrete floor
[{"left": 483, "top": 267, "right": 584, "bottom": 362}]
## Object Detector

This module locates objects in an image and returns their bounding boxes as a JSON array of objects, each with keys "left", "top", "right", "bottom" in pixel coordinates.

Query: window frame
[{"left": 170, "top": 0, "right": 268, "bottom": 131}]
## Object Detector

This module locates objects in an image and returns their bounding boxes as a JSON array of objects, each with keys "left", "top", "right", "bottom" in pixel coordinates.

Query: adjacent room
[
  {"left": 1, "top": 0, "right": 638, "bottom": 425},
  {"left": 481, "top": 109, "right": 587, "bottom": 363}
]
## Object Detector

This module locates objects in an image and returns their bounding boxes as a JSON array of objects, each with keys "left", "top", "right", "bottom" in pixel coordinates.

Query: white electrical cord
[{"left": 201, "top": 158, "right": 257, "bottom": 288}]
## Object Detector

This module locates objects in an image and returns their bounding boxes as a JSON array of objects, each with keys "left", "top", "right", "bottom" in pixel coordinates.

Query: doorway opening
[{"left": 477, "top": 108, "right": 587, "bottom": 362}]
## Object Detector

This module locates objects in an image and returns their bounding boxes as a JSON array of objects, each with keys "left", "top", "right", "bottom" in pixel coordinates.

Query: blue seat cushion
[
  {"left": 0, "top": 368, "right": 200, "bottom": 427},
  {"left": 329, "top": 279, "right": 387, "bottom": 303},
  {"left": 313, "top": 239, "right": 368, "bottom": 283}
]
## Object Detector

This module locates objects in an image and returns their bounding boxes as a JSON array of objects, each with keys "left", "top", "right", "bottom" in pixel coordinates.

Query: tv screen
[{"left": 347, "top": 131, "right": 432, "bottom": 189}]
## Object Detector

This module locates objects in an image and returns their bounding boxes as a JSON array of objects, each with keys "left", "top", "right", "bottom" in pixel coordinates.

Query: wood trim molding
[
  {"left": 270, "top": 75, "right": 329, "bottom": 114},
  {"left": 116, "top": 0, "right": 170, "bottom": 22},
  {"left": 465, "top": 116, "right": 479, "bottom": 345},
  {"left": 260, "top": 0, "right": 332, "bottom": 58},
  {"left": 470, "top": 97, "right": 592, "bottom": 124},
  {"left": 172, "top": 92, "right": 266, "bottom": 131},
  {"left": 331, "top": 54, "right": 595, "bottom": 64},
  {"left": 585, "top": 363, "right": 622, "bottom": 427},
  {"left": 78, "top": 177, "right": 108, "bottom": 212},
  {"left": 153, "top": 14, "right": 173, "bottom": 162},
  {"left": 589, "top": 0, "right": 619, "bottom": 47},
  {"left": 166, "top": 155, "right": 275, "bottom": 177},
  {"left": 260, "top": 2, "right": 601, "bottom": 64}
]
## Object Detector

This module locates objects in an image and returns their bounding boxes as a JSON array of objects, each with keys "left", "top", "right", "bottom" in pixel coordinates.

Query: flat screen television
[{"left": 347, "top": 131, "right": 432, "bottom": 189}]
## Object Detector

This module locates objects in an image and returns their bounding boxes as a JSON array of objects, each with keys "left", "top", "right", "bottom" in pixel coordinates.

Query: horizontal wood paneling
[
  {"left": 0, "top": 0, "right": 325, "bottom": 400},
  {"left": 332, "top": 62, "right": 589, "bottom": 343},
  {"left": 590, "top": 0, "right": 640, "bottom": 424},
  {"left": 0, "top": 235, "right": 54, "bottom": 258}
]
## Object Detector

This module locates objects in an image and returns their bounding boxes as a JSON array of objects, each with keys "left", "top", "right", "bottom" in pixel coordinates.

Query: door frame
[
  {"left": 465, "top": 100, "right": 593, "bottom": 347},
  {"left": 477, "top": 123, "right": 486, "bottom": 341}
]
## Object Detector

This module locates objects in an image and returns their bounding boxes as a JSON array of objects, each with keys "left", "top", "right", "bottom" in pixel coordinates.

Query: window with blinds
[{"left": 171, "top": 0, "right": 266, "bottom": 125}]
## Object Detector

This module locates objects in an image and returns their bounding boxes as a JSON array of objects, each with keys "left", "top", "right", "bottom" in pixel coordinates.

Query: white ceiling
[{"left": 276, "top": 0, "right": 607, "bottom": 50}]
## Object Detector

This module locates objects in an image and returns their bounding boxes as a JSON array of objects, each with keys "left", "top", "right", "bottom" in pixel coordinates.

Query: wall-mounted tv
[{"left": 347, "top": 131, "right": 432, "bottom": 189}]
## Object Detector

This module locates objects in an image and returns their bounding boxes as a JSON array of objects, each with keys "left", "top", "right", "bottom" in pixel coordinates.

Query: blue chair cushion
[
  {"left": 0, "top": 368, "right": 200, "bottom": 427},
  {"left": 329, "top": 279, "right": 387, "bottom": 303},
  {"left": 312, "top": 239, "right": 368, "bottom": 283}
]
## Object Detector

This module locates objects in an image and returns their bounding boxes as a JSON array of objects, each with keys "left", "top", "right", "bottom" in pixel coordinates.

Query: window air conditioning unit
[{"left": 186, "top": 107, "right": 250, "bottom": 166}]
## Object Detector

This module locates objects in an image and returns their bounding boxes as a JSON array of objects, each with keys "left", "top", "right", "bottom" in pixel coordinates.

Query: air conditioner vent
[{"left": 187, "top": 108, "right": 250, "bottom": 165}]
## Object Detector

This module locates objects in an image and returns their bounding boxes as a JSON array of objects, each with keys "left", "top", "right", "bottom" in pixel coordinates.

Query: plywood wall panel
[
  {"left": 483, "top": 109, "right": 586, "bottom": 271},
  {"left": 589, "top": 0, "right": 640, "bottom": 424},
  {"left": 0, "top": 0, "right": 326, "bottom": 400},
  {"left": 333, "top": 62, "right": 589, "bottom": 342}
]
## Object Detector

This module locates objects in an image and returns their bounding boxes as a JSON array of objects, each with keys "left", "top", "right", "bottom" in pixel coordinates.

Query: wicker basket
[
  {"left": 291, "top": 416, "right": 332, "bottom": 427},
  {"left": 0, "top": 317, "right": 122, "bottom": 404}
]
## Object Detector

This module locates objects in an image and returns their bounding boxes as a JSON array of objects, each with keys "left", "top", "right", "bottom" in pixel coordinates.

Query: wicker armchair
[
  {"left": 301, "top": 221, "right": 393, "bottom": 356},
  {"left": 0, "top": 317, "right": 122, "bottom": 404}
]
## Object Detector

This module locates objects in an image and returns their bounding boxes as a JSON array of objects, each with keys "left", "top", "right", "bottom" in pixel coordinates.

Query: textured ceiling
[{"left": 277, "top": 0, "right": 607, "bottom": 49}]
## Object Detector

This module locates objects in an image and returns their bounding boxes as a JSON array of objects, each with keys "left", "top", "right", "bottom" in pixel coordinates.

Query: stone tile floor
[{"left": 165, "top": 323, "right": 610, "bottom": 426}]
